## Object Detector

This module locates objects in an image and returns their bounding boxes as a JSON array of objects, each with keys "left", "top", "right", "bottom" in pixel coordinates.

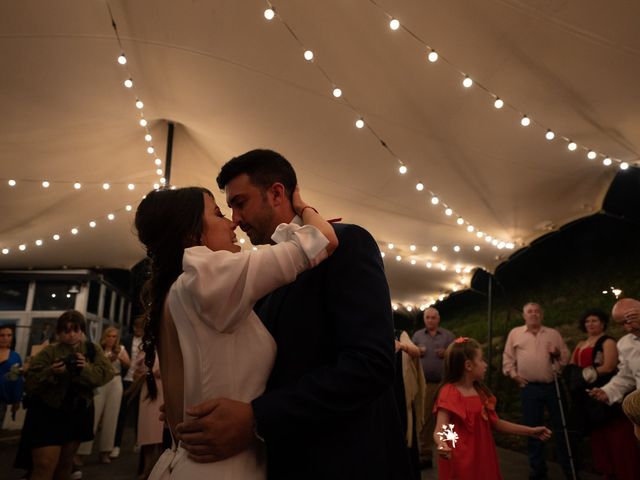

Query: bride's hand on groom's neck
[{"left": 175, "top": 397, "right": 254, "bottom": 462}]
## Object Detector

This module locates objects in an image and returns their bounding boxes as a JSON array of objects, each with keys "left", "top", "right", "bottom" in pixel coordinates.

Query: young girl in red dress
[{"left": 433, "top": 337, "right": 552, "bottom": 479}]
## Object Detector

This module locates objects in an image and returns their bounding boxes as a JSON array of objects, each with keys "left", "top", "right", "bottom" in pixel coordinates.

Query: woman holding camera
[{"left": 20, "top": 310, "right": 113, "bottom": 480}]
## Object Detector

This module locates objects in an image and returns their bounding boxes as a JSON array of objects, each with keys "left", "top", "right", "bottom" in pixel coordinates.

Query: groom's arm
[{"left": 252, "top": 224, "right": 396, "bottom": 438}]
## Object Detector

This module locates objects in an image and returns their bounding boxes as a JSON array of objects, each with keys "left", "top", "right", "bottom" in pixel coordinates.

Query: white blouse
[{"left": 150, "top": 223, "right": 328, "bottom": 480}]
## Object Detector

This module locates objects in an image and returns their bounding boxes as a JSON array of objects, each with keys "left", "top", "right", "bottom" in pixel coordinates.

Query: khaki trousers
[{"left": 417, "top": 382, "right": 440, "bottom": 462}]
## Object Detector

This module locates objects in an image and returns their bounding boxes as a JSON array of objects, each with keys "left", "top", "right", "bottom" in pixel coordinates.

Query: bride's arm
[{"left": 291, "top": 187, "right": 338, "bottom": 257}]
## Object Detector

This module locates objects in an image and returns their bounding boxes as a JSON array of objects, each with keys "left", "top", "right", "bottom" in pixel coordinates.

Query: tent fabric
[{"left": 1, "top": 0, "right": 638, "bottom": 306}]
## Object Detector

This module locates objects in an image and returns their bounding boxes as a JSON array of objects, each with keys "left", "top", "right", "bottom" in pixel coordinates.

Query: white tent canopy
[{"left": 1, "top": 0, "right": 638, "bottom": 307}]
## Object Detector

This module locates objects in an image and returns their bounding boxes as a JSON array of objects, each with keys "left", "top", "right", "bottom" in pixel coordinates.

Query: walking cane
[{"left": 551, "top": 360, "right": 577, "bottom": 480}]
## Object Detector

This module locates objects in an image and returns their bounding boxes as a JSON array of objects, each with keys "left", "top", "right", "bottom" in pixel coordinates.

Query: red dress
[{"left": 433, "top": 384, "right": 502, "bottom": 479}]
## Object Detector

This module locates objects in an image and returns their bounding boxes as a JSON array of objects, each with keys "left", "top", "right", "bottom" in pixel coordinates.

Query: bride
[{"left": 133, "top": 185, "right": 337, "bottom": 479}]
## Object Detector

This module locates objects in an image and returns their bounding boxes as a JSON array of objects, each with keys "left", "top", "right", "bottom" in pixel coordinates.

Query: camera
[{"left": 63, "top": 353, "right": 82, "bottom": 374}]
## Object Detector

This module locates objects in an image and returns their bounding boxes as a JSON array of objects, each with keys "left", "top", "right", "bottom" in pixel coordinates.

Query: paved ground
[{"left": 1, "top": 427, "right": 599, "bottom": 480}]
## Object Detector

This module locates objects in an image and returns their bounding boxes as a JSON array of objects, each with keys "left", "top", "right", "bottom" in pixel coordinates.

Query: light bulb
[
  {"left": 477, "top": 231, "right": 484, "bottom": 238},
  {"left": 53, "top": 234, "right": 60, "bottom": 240},
  {"left": 355, "top": 119, "right": 365, "bottom": 129},
  {"left": 153, "top": 183, "right": 160, "bottom": 189},
  {"left": 497, "top": 242, "right": 506, "bottom": 249},
  {"left": 410, "top": 245, "right": 416, "bottom": 251},
  {"left": 8, "top": 179, "right": 16, "bottom": 186},
  {"left": 520, "top": 115, "right": 530, "bottom": 127},
  {"left": 427, "top": 50, "right": 438, "bottom": 63},
  {"left": 139, "top": 119, "right": 148, "bottom": 127},
  {"left": 117, "top": 54, "right": 127, "bottom": 65},
  {"left": 392, "top": 304, "right": 398, "bottom": 311},
  {"left": 485, "top": 235, "right": 492, "bottom": 243},
  {"left": 474, "top": 245, "right": 480, "bottom": 252},
  {"left": 71, "top": 228, "right": 78, "bottom": 235},
  {"left": 145, "top": 134, "right": 152, "bottom": 142},
  {"left": 389, "top": 18, "right": 400, "bottom": 30},
  {"left": 35, "top": 239, "right": 43, "bottom": 246},
  {"left": 455, "top": 267, "right": 462, "bottom": 273},
  {"left": 399, "top": 165, "right": 407, "bottom": 174},
  {"left": 431, "top": 246, "right": 438, "bottom": 252},
  {"left": 603, "top": 157, "right": 612, "bottom": 166},
  {"left": 568, "top": 142, "right": 577, "bottom": 151},
  {"left": 395, "top": 255, "right": 401, "bottom": 261},
  {"left": 462, "top": 76, "right": 473, "bottom": 88},
  {"left": 128, "top": 183, "right": 135, "bottom": 190},
  {"left": 147, "top": 146, "right": 155, "bottom": 154},
  {"left": 124, "top": 79, "right": 133, "bottom": 88},
  {"left": 453, "top": 245, "right": 460, "bottom": 252},
  {"left": 506, "top": 242, "right": 515, "bottom": 249},
  {"left": 494, "top": 98, "right": 504, "bottom": 109},
  {"left": 136, "top": 100, "right": 144, "bottom": 109},
  {"left": 440, "top": 264, "right": 446, "bottom": 271},
  {"left": 407, "top": 306, "right": 413, "bottom": 311},
  {"left": 545, "top": 130, "right": 555, "bottom": 140},
  {"left": 445, "top": 208, "right": 453, "bottom": 216},
  {"left": 125, "top": 205, "right": 132, "bottom": 212},
  {"left": 416, "top": 182, "right": 424, "bottom": 191},
  {"left": 264, "top": 8, "right": 275, "bottom": 20},
  {"left": 492, "top": 239, "right": 498, "bottom": 246},
  {"left": 154, "top": 158, "right": 162, "bottom": 166},
  {"left": 303, "top": 50, "right": 314, "bottom": 61},
  {"left": 467, "top": 225, "right": 474, "bottom": 232},
  {"left": 107, "top": 213, "right": 115, "bottom": 220},
  {"left": 239, "top": 238, "right": 245, "bottom": 244},
  {"left": 1, "top": 248, "right": 8, "bottom": 254},
  {"left": 388, "top": 243, "right": 394, "bottom": 250},
  {"left": 620, "top": 162, "right": 629, "bottom": 170},
  {"left": 587, "top": 150, "right": 597, "bottom": 160},
  {"left": 426, "top": 262, "right": 432, "bottom": 268},
  {"left": 89, "top": 221, "right": 96, "bottom": 228},
  {"left": 156, "top": 169, "right": 163, "bottom": 176},
  {"left": 18, "top": 244, "right": 26, "bottom": 251},
  {"left": 102, "top": 183, "right": 110, "bottom": 190},
  {"left": 160, "top": 178, "right": 167, "bottom": 184},
  {"left": 411, "top": 259, "right": 416, "bottom": 265},
  {"left": 380, "top": 251, "right": 385, "bottom": 258},
  {"left": 42, "top": 181, "right": 50, "bottom": 188},
  {"left": 73, "top": 182, "right": 81, "bottom": 189},
  {"left": 332, "top": 87, "right": 342, "bottom": 98},
  {"left": 456, "top": 217, "right": 464, "bottom": 225},
  {"left": 431, "top": 196, "right": 439, "bottom": 205}
]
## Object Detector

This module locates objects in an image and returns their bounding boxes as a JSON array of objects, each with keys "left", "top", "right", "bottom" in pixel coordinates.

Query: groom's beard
[{"left": 243, "top": 205, "right": 276, "bottom": 245}]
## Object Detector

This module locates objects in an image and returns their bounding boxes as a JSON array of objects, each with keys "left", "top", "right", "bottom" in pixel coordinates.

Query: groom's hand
[{"left": 176, "top": 397, "right": 254, "bottom": 462}]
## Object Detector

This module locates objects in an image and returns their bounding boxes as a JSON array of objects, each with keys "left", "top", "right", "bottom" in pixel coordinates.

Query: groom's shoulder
[{"left": 332, "top": 222, "right": 375, "bottom": 243}]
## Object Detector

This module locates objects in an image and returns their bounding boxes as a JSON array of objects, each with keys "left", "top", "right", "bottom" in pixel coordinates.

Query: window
[
  {"left": 87, "top": 281, "right": 101, "bottom": 314},
  {"left": 0, "top": 281, "right": 29, "bottom": 311},
  {"left": 27, "top": 317, "right": 58, "bottom": 356},
  {"left": 104, "top": 289, "right": 113, "bottom": 320},
  {"left": 32, "top": 282, "right": 77, "bottom": 311}
]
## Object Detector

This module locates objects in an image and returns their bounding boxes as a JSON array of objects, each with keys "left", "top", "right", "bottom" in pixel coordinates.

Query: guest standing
[
  {"left": 411, "top": 307, "right": 454, "bottom": 469},
  {"left": 502, "top": 302, "right": 572, "bottom": 480},
  {"left": 0, "top": 325, "right": 24, "bottom": 428}
]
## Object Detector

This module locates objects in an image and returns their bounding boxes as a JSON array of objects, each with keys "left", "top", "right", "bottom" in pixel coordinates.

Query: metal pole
[
  {"left": 487, "top": 273, "right": 493, "bottom": 386},
  {"left": 552, "top": 366, "right": 577, "bottom": 480},
  {"left": 165, "top": 121, "right": 175, "bottom": 185}
]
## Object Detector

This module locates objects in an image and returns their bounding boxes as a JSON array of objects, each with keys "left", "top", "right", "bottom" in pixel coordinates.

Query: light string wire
[
  {"left": 262, "top": 2, "right": 512, "bottom": 250},
  {"left": 365, "top": 0, "right": 638, "bottom": 169}
]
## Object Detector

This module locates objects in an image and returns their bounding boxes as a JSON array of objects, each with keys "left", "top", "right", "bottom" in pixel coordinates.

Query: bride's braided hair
[{"left": 134, "top": 187, "right": 212, "bottom": 399}]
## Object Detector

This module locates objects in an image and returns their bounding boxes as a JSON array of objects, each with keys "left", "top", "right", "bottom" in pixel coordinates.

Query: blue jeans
[{"left": 521, "top": 382, "right": 573, "bottom": 478}]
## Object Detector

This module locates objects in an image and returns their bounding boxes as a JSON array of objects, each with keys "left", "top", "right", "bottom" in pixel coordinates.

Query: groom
[{"left": 177, "top": 149, "right": 409, "bottom": 479}]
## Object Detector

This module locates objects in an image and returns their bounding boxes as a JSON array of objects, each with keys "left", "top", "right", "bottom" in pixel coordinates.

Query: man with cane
[{"left": 503, "top": 303, "right": 575, "bottom": 480}]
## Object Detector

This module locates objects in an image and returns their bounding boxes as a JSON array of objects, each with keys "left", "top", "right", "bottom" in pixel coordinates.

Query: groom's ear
[{"left": 267, "top": 182, "right": 288, "bottom": 207}]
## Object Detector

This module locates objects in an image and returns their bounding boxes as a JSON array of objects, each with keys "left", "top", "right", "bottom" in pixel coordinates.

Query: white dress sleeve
[{"left": 173, "top": 223, "right": 329, "bottom": 333}]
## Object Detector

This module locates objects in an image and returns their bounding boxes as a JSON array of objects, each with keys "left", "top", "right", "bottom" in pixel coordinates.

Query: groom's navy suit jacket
[{"left": 252, "top": 223, "right": 410, "bottom": 479}]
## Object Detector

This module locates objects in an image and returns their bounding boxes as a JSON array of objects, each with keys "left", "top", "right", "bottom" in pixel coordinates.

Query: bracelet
[{"left": 298, "top": 205, "right": 318, "bottom": 217}]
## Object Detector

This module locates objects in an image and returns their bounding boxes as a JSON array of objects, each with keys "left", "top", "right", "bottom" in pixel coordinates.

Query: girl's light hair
[{"left": 100, "top": 326, "right": 121, "bottom": 352}]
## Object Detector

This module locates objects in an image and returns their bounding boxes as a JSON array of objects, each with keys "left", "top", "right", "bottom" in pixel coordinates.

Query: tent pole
[
  {"left": 165, "top": 121, "right": 175, "bottom": 184},
  {"left": 487, "top": 273, "right": 493, "bottom": 386}
]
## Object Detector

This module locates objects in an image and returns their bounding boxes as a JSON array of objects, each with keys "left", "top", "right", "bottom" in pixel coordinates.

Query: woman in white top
[{"left": 133, "top": 186, "right": 337, "bottom": 479}]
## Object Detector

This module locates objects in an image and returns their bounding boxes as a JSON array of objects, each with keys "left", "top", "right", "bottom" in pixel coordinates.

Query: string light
[
  {"left": 466, "top": 225, "right": 474, "bottom": 232},
  {"left": 568, "top": 142, "right": 577, "bottom": 151},
  {"left": 456, "top": 217, "right": 464, "bottom": 225},
  {"left": 427, "top": 50, "right": 438, "bottom": 63},
  {"left": 355, "top": 119, "right": 365, "bottom": 129},
  {"left": 431, "top": 196, "right": 439, "bottom": 205},
  {"left": 117, "top": 54, "right": 127, "bottom": 65},
  {"left": 303, "top": 50, "right": 314, "bottom": 61},
  {"left": 125, "top": 205, "right": 132, "bottom": 211},
  {"left": 8, "top": 179, "right": 16, "bottom": 187},
  {"left": 145, "top": 134, "right": 152, "bottom": 142},
  {"left": 154, "top": 158, "right": 162, "bottom": 166},
  {"left": 445, "top": 208, "right": 453, "bottom": 216},
  {"left": 388, "top": 243, "right": 394, "bottom": 249},
  {"left": 398, "top": 165, "right": 407, "bottom": 174},
  {"left": 139, "top": 118, "right": 148, "bottom": 127},
  {"left": 264, "top": 8, "right": 275, "bottom": 20},
  {"left": 102, "top": 183, "right": 110, "bottom": 190},
  {"left": 462, "top": 76, "right": 473, "bottom": 88},
  {"left": 603, "top": 157, "right": 612, "bottom": 166},
  {"left": 128, "top": 183, "right": 135, "bottom": 190},
  {"left": 389, "top": 18, "right": 400, "bottom": 30},
  {"left": 71, "top": 228, "right": 79, "bottom": 235},
  {"left": 107, "top": 213, "right": 115, "bottom": 220},
  {"left": 587, "top": 150, "right": 597, "bottom": 160},
  {"left": 42, "top": 181, "right": 50, "bottom": 188},
  {"left": 381, "top": 251, "right": 385, "bottom": 258},
  {"left": 395, "top": 255, "right": 402, "bottom": 261},
  {"left": 35, "top": 240, "right": 43, "bottom": 246},
  {"left": 432, "top": 246, "right": 438, "bottom": 252},
  {"left": 410, "top": 259, "right": 416, "bottom": 265},
  {"left": 156, "top": 169, "right": 163, "bottom": 176},
  {"left": 73, "top": 182, "right": 81, "bottom": 189},
  {"left": 453, "top": 245, "right": 460, "bottom": 252},
  {"left": 332, "top": 87, "right": 342, "bottom": 98},
  {"left": 545, "top": 130, "right": 555, "bottom": 140},
  {"left": 19, "top": 244, "right": 26, "bottom": 251},
  {"left": 53, "top": 234, "right": 60, "bottom": 240},
  {"left": 494, "top": 98, "right": 504, "bottom": 109},
  {"left": 416, "top": 182, "right": 424, "bottom": 191},
  {"left": 474, "top": 245, "right": 480, "bottom": 252},
  {"left": 2, "top": 249, "right": 8, "bottom": 255},
  {"left": 147, "top": 146, "right": 155, "bottom": 154},
  {"left": 520, "top": 115, "right": 530, "bottom": 127},
  {"left": 409, "top": 245, "right": 416, "bottom": 251},
  {"left": 620, "top": 162, "right": 629, "bottom": 170},
  {"left": 124, "top": 79, "right": 133, "bottom": 88}
]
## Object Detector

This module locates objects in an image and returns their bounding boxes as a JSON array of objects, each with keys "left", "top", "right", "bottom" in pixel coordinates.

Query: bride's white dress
[{"left": 148, "top": 223, "right": 328, "bottom": 480}]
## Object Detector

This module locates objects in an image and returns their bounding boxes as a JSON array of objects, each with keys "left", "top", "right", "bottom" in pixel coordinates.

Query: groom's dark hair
[{"left": 216, "top": 149, "right": 297, "bottom": 202}]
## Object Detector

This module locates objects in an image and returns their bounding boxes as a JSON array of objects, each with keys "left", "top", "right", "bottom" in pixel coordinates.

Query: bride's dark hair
[{"left": 134, "top": 186, "right": 213, "bottom": 399}]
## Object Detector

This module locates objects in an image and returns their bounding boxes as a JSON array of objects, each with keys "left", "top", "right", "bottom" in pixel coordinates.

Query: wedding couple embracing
[{"left": 135, "top": 149, "right": 410, "bottom": 480}]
